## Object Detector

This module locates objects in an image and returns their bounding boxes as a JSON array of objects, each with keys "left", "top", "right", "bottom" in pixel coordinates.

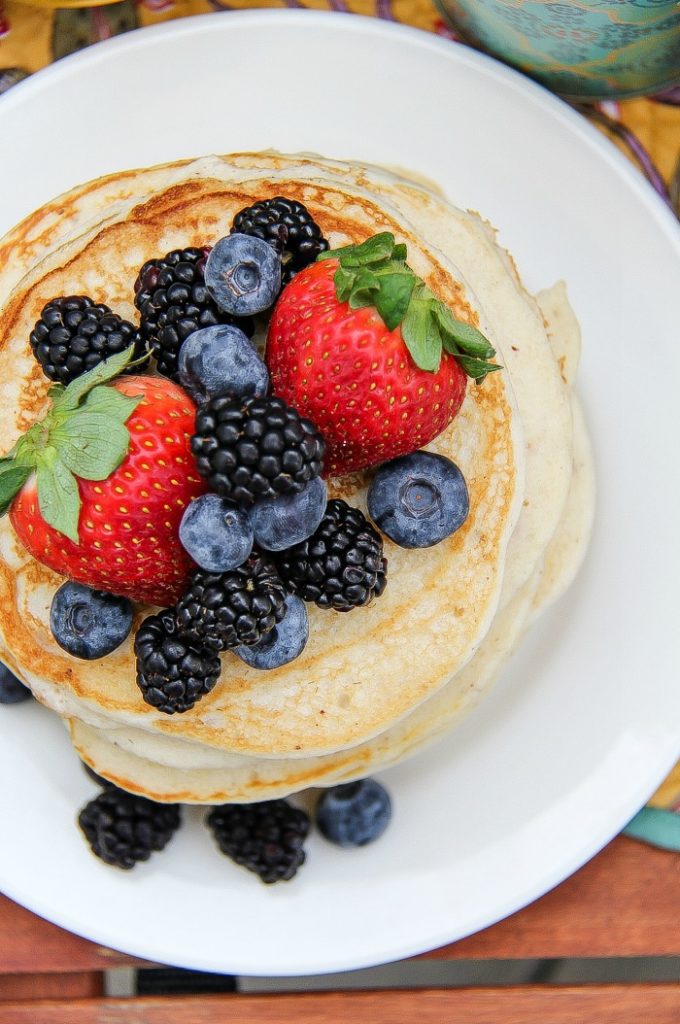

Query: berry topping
[
  {"left": 205, "top": 234, "right": 281, "bottom": 317},
  {"left": 315, "top": 779, "right": 392, "bottom": 848},
  {"left": 2, "top": 348, "right": 208, "bottom": 606},
  {"left": 50, "top": 582, "right": 133, "bottom": 660},
  {"left": 134, "top": 247, "right": 253, "bottom": 381},
  {"left": 175, "top": 553, "right": 287, "bottom": 653},
  {"left": 134, "top": 609, "right": 222, "bottom": 715},
  {"left": 177, "top": 323, "right": 269, "bottom": 406},
  {"left": 78, "top": 787, "right": 181, "bottom": 869},
  {"left": 367, "top": 451, "right": 469, "bottom": 548},
  {"left": 0, "top": 663, "right": 32, "bottom": 705},
  {"left": 250, "top": 476, "right": 327, "bottom": 552},
  {"left": 274, "top": 499, "right": 387, "bottom": 612},
  {"left": 179, "top": 493, "right": 254, "bottom": 573},
  {"left": 235, "top": 593, "right": 309, "bottom": 671},
  {"left": 231, "top": 196, "right": 329, "bottom": 285},
  {"left": 267, "top": 232, "right": 500, "bottom": 475},
  {"left": 191, "top": 393, "right": 325, "bottom": 507},
  {"left": 29, "top": 296, "right": 143, "bottom": 386},
  {"left": 206, "top": 799, "right": 310, "bottom": 883}
]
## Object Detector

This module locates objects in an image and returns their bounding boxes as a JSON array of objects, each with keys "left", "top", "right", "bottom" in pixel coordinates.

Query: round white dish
[{"left": 0, "top": 11, "right": 679, "bottom": 977}]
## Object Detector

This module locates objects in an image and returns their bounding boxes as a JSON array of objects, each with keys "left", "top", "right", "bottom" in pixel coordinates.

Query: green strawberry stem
[
  {"left": 0, "top": 345, "right": 142, "bottom": 541},
  {"left": 318, "top": 232, "right": 501, "bottom": 382}
]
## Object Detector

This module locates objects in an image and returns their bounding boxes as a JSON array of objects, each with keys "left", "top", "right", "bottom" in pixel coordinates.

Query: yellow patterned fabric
[
  {"left": 618, "top": 99, "right": 680, "bottom": 184},
  {"left": 0, "top": 0, "right": 678, "bottom": 810}
]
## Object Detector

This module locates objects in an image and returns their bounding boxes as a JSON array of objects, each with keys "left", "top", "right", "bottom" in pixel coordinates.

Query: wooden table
[{"left": 0, "top": 834, "right": 678, "bottom": 1022}]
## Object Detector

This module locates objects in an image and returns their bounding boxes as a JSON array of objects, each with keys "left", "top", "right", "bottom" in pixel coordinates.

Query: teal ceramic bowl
[{"left": 435, "top": 0, "right": 680, "bottom": 99}]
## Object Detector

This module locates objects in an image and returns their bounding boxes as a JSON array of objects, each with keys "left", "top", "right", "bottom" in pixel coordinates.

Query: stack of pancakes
[{"left": 0, "top": 153, "right": 594, "bottom": 803}]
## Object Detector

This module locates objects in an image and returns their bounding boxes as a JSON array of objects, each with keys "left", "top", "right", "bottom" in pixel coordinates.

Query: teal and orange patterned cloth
[
  {"left": 1, "top": 0, "right": 679, "bottom": 846},
  {"left": 431, "top": 0, "right": 680, "bottom": 100}
]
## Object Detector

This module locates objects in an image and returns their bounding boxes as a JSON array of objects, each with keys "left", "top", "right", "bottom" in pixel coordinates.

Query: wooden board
[
  {"left": 0, "top": 973, "right": 102, "bottom": 1001},
  {"left": 0, "top": 986, "right": 679, "bottom": 1023},
  {"left": 0, "top": 898, "right": 145, "bottom": 973}
]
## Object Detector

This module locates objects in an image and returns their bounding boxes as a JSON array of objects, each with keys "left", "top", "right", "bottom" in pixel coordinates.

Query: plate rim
[
  {"left": 2, "top": 10, "right": 679, "bottom": 248},
  {"left": 0, "top": 9, "right": 679, "bottom": 976}
]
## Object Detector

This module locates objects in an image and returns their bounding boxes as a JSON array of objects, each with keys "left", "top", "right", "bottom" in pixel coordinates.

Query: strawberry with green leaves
[
  {"left": 0, "top": 347, "right": 207, "bottom": 606},
  {"left": 266, "top": 233, "right": 500, "bottom": 476}
]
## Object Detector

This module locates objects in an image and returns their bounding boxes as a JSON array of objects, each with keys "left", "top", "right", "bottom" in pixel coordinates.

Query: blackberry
[
  {"left": 134, "top": 609, "right": 221, "bottom": 715},
  {"left": 207, "top": 799, "right": 310, "bottom": 883},
  {"left": 231, "top": 197, "right": 329, "bottom": 284},
  {"left": 175, "top": 553, "right": 286, "bottom": 653},
  {"left": 0, "top": 663, "right": 32, "bottom": 704},
  {"left": 134, "top": 247, "right": 253, "bottom": 381},
  {"left": 78, "top": 787, "right": 181, "bottom": 869},
  {"left": 29, "top": 296, "right": 142, "bottom": 385},
  {"left": 191, "top": 394, "right": 325, "bottom": 507},
  {"left": 274, "top": 499, "right": 387, "bottom": 612}
]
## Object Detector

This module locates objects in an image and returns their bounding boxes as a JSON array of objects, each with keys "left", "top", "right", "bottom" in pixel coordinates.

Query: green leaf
[
  {"left": 36, "top": 459, "right": 80, "bottom": 542},
  {"left": 13, "top": 423, "right": 48, "bottom": 466},
  {"left": 373, "top": 272, "right": 416, "bottom": 331},
  {"left": 0, "top": 462, "right": 31, "bottom": 517},
  {"left": 0, "top": 347, "right": 141, "bottom": 540},
  {"left": 347, "top": 268, "right": 380, "bottom": 309},
  {"left": 53, "top": 345, "right": 136, "bottom": 413},
  {"left": 342, "top": 233, "right": 396, "bottom": 267},
  {"left": 319, "top": 232, "right": 396, "bottom": 268},
  {"left": 434, "top": 303, "right": 496, "bottom": 359},
  {"left": 401, "top": 294, "right": 442, "bottom": 372},
  {"left": 321, "top": 232, "right": 502, "bottom": 381},
  {"left": 51, "top": 412, "right": 130, "bottom": 481},
  {"left": 82, "top": 385, "right": 141, "bottom": 423},
  {"left": 335, "top": 267, "right": 355, "bottom": 304},
  {"left": 456, "top": 355, "right": 502, "bottom": 382}
]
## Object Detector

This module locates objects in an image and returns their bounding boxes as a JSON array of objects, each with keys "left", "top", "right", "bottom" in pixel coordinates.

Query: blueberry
[
  {"left": 0, "top": 663, "right": 32, "bottom": 704},
  {"left": 178, "top": 324, "right": 269, "bottom": 405},
  {"left": 367, "top": 451, "right": 469, "bottom": 548},
  {"left": 235, "top": 594, "right": 308, "bottom": 670},
  {"left": 315, "top": 779, "right": 392, "bottom": 848},
  {"left": 205, "top": 234, "right": 282, "bottom": 316},
  {"left": 50, "top": 582, "right": 134, "bottom": 660},
  {"left": 250, "top": 477, "right": 327, "bottom": 552},
  {"left": 179, "top": 494, "right": 254, "bottom": 572}
]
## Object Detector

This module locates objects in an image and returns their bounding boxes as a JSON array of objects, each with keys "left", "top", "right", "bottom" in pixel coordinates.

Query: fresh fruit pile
[
  {"left": 0, "top": 193, "right": 500, "bottom": 879},
  {"left": 75, "top": 759, "right": 393, "bottom": 881}
]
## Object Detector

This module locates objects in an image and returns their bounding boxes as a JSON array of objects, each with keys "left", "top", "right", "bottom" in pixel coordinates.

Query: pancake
[
  {"left": 0, "top": 154, "right": 523, "bottom": 759},
  {"left": 529, "top": 282, "right": 594, "bottom": 621},
  {"left": 0, "top": 152, "right": 593, "bottom": 803}
]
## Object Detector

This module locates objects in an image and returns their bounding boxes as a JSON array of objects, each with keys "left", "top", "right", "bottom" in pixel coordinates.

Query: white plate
[{"left": 1, "top": 11, "right": 679, "bottom": 977}]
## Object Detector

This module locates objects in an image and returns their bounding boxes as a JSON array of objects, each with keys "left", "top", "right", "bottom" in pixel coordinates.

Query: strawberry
[
  {"left": 266, "top": 233, "right": 500, "bottom": 476},
  {"left": 0, "top": 348, "right": 207, "bottom": 606}
]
